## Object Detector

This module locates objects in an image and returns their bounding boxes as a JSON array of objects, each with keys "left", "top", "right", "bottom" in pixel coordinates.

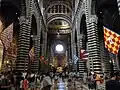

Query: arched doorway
[
  {"left": 30, "top": 15, "right": 37, "bottom": 49},
  {"left": 80, "top": 14, "right": 87, "bottom": 50},
  {"left": 46, "top": 18, "right": 71, "bottom": 72}
]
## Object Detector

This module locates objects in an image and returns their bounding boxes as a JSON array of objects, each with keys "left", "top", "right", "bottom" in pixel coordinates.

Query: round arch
[
  {"left": 77, "top": 10, "right": 85, "bottom": 36},
  {"left": 31, "top": 15, "right": 37, "bottom": 35},
  {"left": 30, "top": 15, "right": 37, "bottom": 49},
  {"left": 80, "top": 14, "right": 87, "bottom": 49},
  {"left": 47, "top": 14, "right": 72, "bottom": 27}
]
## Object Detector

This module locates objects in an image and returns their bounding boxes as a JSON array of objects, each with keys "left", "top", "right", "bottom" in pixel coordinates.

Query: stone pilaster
[
  {"left": 87, "top": 16, "right": 102, "bottom": 73},
  {"left": 68, "top": 44, "right": 72, "bottom": 71},
  {"left": 44, "top": 32, "right": 47, "bottom": 57},
  {"left": 74, "top": 43, "right": 77, "bottom": 55},
  {"left": 16, "top": 16, "right": 31, "bottom": 72},
  {"left": 71, "top": 32, "right": 74, "bottom": 69}
]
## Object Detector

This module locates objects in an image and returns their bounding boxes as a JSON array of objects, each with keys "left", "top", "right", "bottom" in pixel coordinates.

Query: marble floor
[{"left": 52, "top": 78, "right": 85, "bottom": 90}]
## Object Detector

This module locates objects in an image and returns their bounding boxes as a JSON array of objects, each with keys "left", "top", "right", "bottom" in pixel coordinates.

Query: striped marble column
[
  {"left": 30, "top": 36, "right": 39, "bottom": 72},
  {"left": 87, "top": 16, "right": 102, "bottom": 73},
  {"left": 31, "top": 18, "right": 42, "bottom": 72},
  {"left": 16, "top": 0, "right": 33, "bottom": 72},
  {"left": 78, "top": 36, "right": 86, "bottom": 74},
  {"left": 71, "top": 31, "right": 74, "bottom": 70},
  {"left": 84, "top": 0, "right": 102, "bottom": 73},
  {"left": 16, "top": 16, "right": 31, "bottom": 72},
  {"left": 100, "top": 40, "right": 111, "bottom": 73},
  {"left": 109, "top": 53, "right": 118, "bottom": 71}
]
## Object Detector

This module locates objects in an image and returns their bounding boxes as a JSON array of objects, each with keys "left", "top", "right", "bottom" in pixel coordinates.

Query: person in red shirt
[{"left": 23, "top": 77, "right": 29, "bottom": 90}]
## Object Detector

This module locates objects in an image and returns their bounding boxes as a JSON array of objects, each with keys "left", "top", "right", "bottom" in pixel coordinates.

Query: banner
[
  {"left": 0, "top": 23, "right": 13, "bottom": 50},
  {"left": 80, "top": 49, "right": 89, "bottom": 61},
  {"left": 104, "top": 26, "right": 120, "bottom": 54},
  {"left": 29, "top": 46, "right": 35, "bottom": 62},
  {"left": 73, "top": 55, "right": 78, "bottom": 64}
]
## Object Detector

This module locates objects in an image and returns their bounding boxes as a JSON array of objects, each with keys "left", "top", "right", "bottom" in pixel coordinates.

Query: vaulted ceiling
[
  {"left": 96, "top": 0, "right": 120, "bottom": 34},
  {"left": 0, "top": 0, "right": 20, "bottom": 27}
]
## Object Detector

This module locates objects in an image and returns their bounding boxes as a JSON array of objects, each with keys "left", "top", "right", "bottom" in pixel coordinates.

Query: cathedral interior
[{"left": 0, "top": 0, "right": 120, "bottom": 75}]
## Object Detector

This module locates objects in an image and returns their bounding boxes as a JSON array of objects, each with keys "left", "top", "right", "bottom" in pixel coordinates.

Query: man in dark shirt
[
  {"left": 106, "top": 72, "right": 120, "bottom": 90},
  {"left": 1, "top": 74, "right": 11, "bottom": 90}
]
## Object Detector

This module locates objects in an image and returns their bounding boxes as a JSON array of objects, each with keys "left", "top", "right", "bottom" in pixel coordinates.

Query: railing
[{"left": 47, "top": 13, "right": 71, "bottom": 18}]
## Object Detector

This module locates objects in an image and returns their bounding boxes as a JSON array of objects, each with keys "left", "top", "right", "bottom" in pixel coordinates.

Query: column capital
[
  {"left": 78, "top": 34, "right": 86, "bottom": 40},
  {"left": 19, "top": 16, "right": 26, "bottom": 25},
  {"left": 19, "top": 16, "right": 30, "bottom": 25},
  {"left": 89, "top": 15, "right": 98, "bottom": 23}
]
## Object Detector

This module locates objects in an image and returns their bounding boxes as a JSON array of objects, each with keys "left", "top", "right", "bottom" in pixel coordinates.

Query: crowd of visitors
[
  {"left": 0, "top": 70, "right": 120, "bottom": 90},
  {"left": 0, "top": 71, "right": 52, "bottom": 90},
  {"left": 83, "top": 71, "right": 120, "bottom": 90}
]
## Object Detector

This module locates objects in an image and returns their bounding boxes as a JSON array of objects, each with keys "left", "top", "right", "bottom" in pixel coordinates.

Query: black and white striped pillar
[
  {"left": 16, "top": 16, "right": 31, "bottom": 72},
  {"left": 87, "top": 16, "right": 102, "bottom": 73},
  {"left": 84, "top": 0, "right": 102, "bottom": 73},
  {"left": 78, "top": 36, "right": 86, "bottom": 74},
  {"left": 100, "top": 40, "right": 111, "bottom": 73},
  {"left": 31, "top": 18, "right": 42, "bottom": 72},
  {"left": 16, "top": 0, "right": 33, "bottom": 72}
]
